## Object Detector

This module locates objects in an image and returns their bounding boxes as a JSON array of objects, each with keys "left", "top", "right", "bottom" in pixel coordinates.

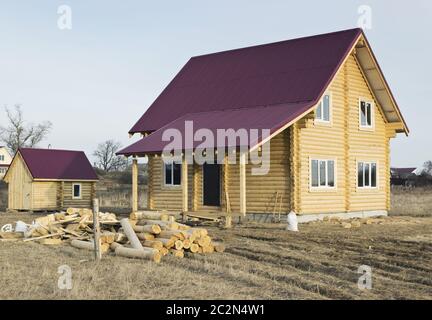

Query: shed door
[
  {"left": 22, "top": 180, "right": 32, "bottom": 209},
  {"left": 203, "top": 163, "right": 221, "bottom": 206}
]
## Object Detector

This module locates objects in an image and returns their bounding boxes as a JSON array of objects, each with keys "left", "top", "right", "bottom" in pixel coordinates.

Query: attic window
[
  {"left": 0, "top": 155, "right": 4, "bottom": 161},
  {"left": 315, "top": 94, "right": 331, "bottom": 123},
  {"left": 360, "top": 100, "right": 374, "bottom": 129},
  {"left": 72, "top": 183, "right": 82, "bottom": 199}
]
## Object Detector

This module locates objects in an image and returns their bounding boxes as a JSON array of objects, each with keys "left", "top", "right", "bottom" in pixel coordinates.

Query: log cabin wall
[
  {"left": 61, "top": 182, "right": 94, "bottom": 209},
  {"left": 296, "top": 53, "right": 390, "bottom": 214}
]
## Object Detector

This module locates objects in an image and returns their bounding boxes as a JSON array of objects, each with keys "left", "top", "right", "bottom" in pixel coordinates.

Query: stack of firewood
[
  {"left": 108, "top": 211, "right": 225, "bottom": 263},
  {"left": 0, "top": 209, "right": 225, "bottom": 263}
]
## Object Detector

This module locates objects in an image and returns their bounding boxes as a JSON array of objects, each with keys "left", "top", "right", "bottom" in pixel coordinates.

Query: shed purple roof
[{"left": 18, "top": 148, "right": 98, "bottom": 180}]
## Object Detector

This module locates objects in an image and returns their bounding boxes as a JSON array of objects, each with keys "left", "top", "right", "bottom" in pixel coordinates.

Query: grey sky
[{"left": 0, "top": 0, "right": 430, "bottom": 167}]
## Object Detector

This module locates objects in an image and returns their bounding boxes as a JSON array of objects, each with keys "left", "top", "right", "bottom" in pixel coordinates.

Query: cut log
[
  {"left": 202, "top": 245, "right": 215, "bottom": 254},
  {"left": 189, "top": 243, "right": 199, "bottom": 253},
  {"left": 136, "top": 232, "right": 155, "bottom": 241},
  {"left": 71, "top": 240, "right": 109, "bottom": 254},
  {"left": 159, "top": 247, "right": 169, "bottom": 256},
  {"left": 100, "top": 232, "right": 115, "bottom": 244},
  {"left": 132, "top": 224, "right": 161, "bottom": 235},
  {"left": 197, "top": 236, "right": 211, "bottom": 247},
  {"left": 183, "top": 229, "right": 200, "bottom": 239},
  {"left": 159, "top": 230, "right": 184, "bottom": 240},
  {"left": 114, "top": 233, "right": 127, "bottom": 243},
  {"left": 170, "top": 249, "right": 184, "bottom": 258},
  {"left": 130, "top": 211, "right": 173, "bottom": 221},
  {"left": 213, "top": 242, "right": 226, "bottom": 253},
  {"left": 157, "top": 237, "right": 175, "bottom": 249},
  {"left": 115, "top": 247, "right": 161, "bottom": 263},
  {"left": 40, "top": 238, "right": 63, "bottom": 245},
  {"left": 182, "top": 239, "right": 191, "bottom": 249},
  {"left": 110, "top": 242, "right": 123, "bottom": 251},
  {"left": 120, "top": 218, "right": 144, "bottom": 250},
  {"left": 176, "top": 222, "right": 191, "bottom": 231},
  {"left": 137, "top": 220, "right": 179, "bottom": 230},
  {"left": 194, "top": 228, "right": 208, "bottom": 237},
  {"left": 142, "top": 240, "right": 163, "bottom": 250},
  {"left": 174, "top": 240, "right": 184, "bottom": 250},
  {"left": 66, "top": 208, "right": 80, "bottom": 215}
]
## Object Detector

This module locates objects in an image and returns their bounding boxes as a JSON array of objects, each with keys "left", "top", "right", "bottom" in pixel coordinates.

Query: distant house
[
  {"left": 118, "top": 28, "right": 408, "bottom": 220},
  {"left": 0, "top": 146, "right": 12, "bottom": 180},
  {"left": 3, "top": 148, "right": 98, "bottom": 211},
  {"left": 390, "top": 167, "right": 417, "bottom": 186}
]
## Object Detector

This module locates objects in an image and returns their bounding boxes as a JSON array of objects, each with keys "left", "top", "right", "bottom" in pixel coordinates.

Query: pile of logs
[
  {"left": 0, "top": 208, "right": 225, "bottom": 264},
  {"left": 109, "top": 211, "right": 225, "bottom": 263}
]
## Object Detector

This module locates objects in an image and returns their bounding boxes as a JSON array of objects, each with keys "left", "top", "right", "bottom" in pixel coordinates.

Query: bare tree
[
  {"left": 0, "top": 105, "right": 52, "bottom": 154},
  {"left": 422, "top": 160, "right": 432, "bottom": 176},
  {"left": 93, "top": 140, "right": 128, "bottom": 172}
]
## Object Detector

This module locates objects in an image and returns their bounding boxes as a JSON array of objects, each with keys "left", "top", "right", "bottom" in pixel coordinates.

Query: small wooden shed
[{"left": 3, "top": 148, "right": 98, "bottom": 211}]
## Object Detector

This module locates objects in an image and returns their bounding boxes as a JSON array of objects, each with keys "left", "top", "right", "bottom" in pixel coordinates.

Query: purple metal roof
[
  {"left": 129, "top": 28, "right": 362, "bottom": 134},
  {"left": 18, "top": 148, "right": 98, "bottom": 180},
  {"left": 119, "top": 102, "right": 312, "bottom": 155},
  {"left": 120, "top": 29, "right": 366, "bottom": 155}
]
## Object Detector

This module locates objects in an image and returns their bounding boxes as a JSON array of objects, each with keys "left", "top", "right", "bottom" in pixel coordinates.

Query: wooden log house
[
  {"left": 118, "top": 28, "right": 409, "bottom": 221},
  {"left": 3, "top": 148, "right": 98, "bottom": 211}
]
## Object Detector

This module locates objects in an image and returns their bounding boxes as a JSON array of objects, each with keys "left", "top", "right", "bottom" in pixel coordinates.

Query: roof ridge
[
  {"left": 19, "top": 147, "right": 85, "bottom": 153},
  {"left": 191, "top": 28, "right": 362, "bottom": 59}
]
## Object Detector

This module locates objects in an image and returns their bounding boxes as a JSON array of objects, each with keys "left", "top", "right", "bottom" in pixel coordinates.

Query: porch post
[
  {"left": 132, "top": 157, "right": 138, "bottom": 213},
  {"left": 239, "top": 151, "right": 246, "bottom": 217},
  {"left": 182, "top": 155, "right": 188, "bottom": 213}
]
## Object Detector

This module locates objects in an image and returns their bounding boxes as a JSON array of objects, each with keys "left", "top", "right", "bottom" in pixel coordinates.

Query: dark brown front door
[{"left": 203, "top": 163, "right": 221, "bottom": 206}]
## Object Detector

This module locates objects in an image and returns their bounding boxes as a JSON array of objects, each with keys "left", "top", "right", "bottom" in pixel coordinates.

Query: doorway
[{"left": 203, "top": 163, "right": 221, "bottom": 207}]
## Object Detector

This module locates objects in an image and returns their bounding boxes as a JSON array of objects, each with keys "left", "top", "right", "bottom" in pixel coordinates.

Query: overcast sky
[{"left": 0, "top": 0, "right": 430, "bottom": 167}]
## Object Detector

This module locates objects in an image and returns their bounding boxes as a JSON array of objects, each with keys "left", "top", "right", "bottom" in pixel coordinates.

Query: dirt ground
[{"left": 0, "top": 209, "right": 431, "bottom": 300}]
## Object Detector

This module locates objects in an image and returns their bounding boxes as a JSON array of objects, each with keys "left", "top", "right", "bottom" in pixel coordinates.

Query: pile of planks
[
  {"left": 0, "top": 208, "right": 118, "bottom": 245},
  {"left": 109, "top": 211, "right": 225, "bottom": 263},
  {"left": 0, "top": 209, "right": 225, "bottom": 264}
]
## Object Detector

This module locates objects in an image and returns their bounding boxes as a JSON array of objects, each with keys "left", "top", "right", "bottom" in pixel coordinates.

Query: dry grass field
[{"left": 0, "top": 188, "right": 431, "bottom": 300}]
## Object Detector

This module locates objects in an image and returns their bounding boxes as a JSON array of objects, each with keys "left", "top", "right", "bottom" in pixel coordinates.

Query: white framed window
[
  {"left": 0, "top": 155, "right": 4, "bottom": 161},
  {"left": 315, "top": 93, "right": 331, "bottom": 123},
  {"left": 310, "top": 159, "right": 336, "bottom": 189},
  {"left": 164, "top": 160, "right": 181, "bottom": 186},
  {"left": 72, "top": 183, "right": 82, "bottom": 199},
  {"left": 0, "top": 168, "right": 4, "bottom": 174},
  {"left": 359, "top": 99, "right": 374, "bottom": 129},
  {"left": 358, "top": 161, "right": 378, "bottom": 188}
]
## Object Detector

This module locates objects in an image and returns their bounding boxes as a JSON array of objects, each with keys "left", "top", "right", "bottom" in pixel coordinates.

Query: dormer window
[{"left": 315, "top": 94, "right": 331, "bottom": 123}]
